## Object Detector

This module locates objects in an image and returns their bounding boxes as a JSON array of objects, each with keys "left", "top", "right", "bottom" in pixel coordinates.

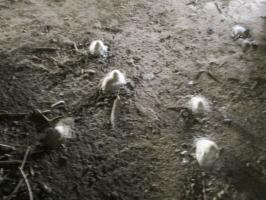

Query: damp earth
[{"left": 0, "top": 0, "right": 266, "bottom": 200}]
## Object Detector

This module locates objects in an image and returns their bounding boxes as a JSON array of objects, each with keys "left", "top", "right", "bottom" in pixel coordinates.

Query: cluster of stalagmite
[{"left": 49, "top": 29, "right": 259, "bottom": 168}]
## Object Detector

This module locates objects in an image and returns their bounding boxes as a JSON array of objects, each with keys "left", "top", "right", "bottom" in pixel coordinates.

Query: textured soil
[{"left": 0, "top": 0, "right": 266, "bottom": 200}]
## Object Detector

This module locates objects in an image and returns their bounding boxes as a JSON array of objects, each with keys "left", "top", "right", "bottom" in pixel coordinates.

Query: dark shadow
[{"left": 215, "top": 151, "right": 266, "bottom": 200}]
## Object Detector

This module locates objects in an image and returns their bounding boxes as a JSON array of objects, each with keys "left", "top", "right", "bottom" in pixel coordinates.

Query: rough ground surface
[{"left": 0, "top": 0, "right": 266, "bottom": 199}]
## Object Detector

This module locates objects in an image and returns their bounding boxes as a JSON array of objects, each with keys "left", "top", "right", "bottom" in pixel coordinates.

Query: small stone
[
  {"left": 86, "top": 69, "right": 96, "bottom": 75},
  {"left": 50, "top": 38, "right": 57, "bottom": 43},
  {"left": 180, "top": 150, "right": 188, "bottom": 156},
  {"left": 223, "top": 118, "right": 232, "bottom": 124},
  {"left": 30, "top": 167, "right": 35, "bottom": 176},
  {"left": 207, "top": 27, "right": 214, "bottom": 35},
  {"left": 61, "top": 37, "right": 75, "bottom": 47},
  {"left": 187, "top": 80, "right": 194, "bottom": 86},
  {"left": 175, "top": 149, "right": 181, "bottom": 153}
]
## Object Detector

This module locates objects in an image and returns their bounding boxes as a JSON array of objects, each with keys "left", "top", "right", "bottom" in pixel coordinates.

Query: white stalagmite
[
  {"left": 43, "top": 117, "right": 74, "bottom": 148},
  {"left": 195, "top": 138, "right": 219, "bottom": 168},
  {"left": 189, "top": 95, "right": 211, "bottom": 114},
  {"left": 100, "top": 70, "right": 126, "bottom": 93},
  {"left": 54, "top": 117, "right": 74, "bottom": 140},
  {"left": 232, "top": 25, "right": 250, "bottom": 40},
  {"left": 89, "top": 40, "right": 108, "bottom": 57}
]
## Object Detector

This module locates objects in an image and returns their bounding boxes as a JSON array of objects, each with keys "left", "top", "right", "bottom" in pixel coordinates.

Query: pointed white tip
[
  {"left": 54, "top": 120, "right": 73, "bottom": 139},
  {"left": 189, "top": 95, "right": 211, "bottom": 114},
  {"left": 89, "top": 40, "right": 108, "bottom": 57},
  {"left": 101, "top": 70, "right": 126, "bottom": 92}
]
